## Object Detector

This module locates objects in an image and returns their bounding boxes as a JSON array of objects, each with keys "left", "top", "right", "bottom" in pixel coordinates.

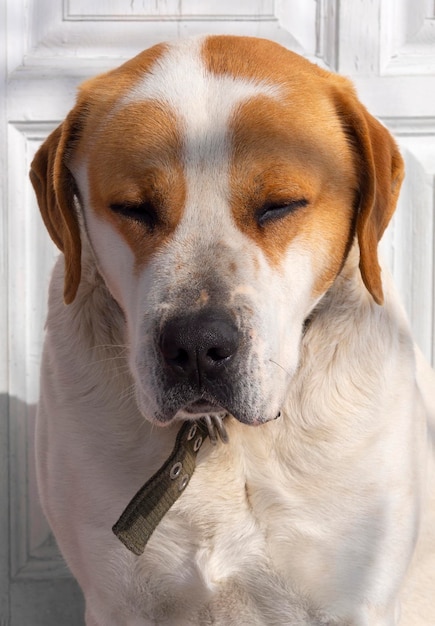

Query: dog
[{"left": 30, "top": 35, "right": 435, "bottom": 625}]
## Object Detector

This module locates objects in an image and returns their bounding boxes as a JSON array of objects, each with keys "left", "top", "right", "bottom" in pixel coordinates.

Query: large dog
[{"left": 30, "top": 36, "right": 435, "bottom": 625}]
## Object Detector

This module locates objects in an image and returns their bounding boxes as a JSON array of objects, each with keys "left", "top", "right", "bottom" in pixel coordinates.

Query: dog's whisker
[
  {"left": 131, "top": 416, "right": 149, "bottom": 439},
  {"left": 269, "top": 359, "right": 292, "bottom": 379},
  {"left": 87, "top": 355, "right": 129, "bottom": 367},
  {"left": 87, "top": 344, "right": 129, "bottom": 354},
  {"left": 80, "top": 360, "right": 131, "bottom": 379},
  {"left": 92, "top": 343, "right": 129, "bottom": 349},
  {"left": 119, "top": 384, "right": 137, "bottom": 403}
]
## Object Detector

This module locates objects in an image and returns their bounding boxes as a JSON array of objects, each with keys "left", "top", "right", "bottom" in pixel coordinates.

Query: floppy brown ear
[
  {"left": 30, "top": 114, "right": 82, "bottom": 304},
  {"left": 334, "top": 84, "right": 404, "bottom": 305}
]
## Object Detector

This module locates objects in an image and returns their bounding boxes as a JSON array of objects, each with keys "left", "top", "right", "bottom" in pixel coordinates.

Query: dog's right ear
[
  {"left": 30, "top": 111, "right": 82, "bottom": 304},
  {"left": 331, "top": 81, "right": 404, "bottom": 305}
]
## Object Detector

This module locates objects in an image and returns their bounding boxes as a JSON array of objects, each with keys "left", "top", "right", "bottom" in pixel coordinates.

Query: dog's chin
[
  {"left": 137, "top": 386, "right": 282, "bottom": 427},
  {"left": 174, "top": 400, "right": 227, "bottom": 420},
  {"left": 150, "top": 399, "right": 279, "bottom": 428}
]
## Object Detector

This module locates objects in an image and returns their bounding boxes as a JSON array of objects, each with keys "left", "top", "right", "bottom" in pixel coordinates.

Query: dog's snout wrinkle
[{"left": 159, "top": 309, "right": 240, "bottom": 385}]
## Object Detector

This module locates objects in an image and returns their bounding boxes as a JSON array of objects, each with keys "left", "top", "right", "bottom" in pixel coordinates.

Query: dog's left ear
[
  {"left": 333, "top": 82, "right": 404, "bottom": 305},
  {"left": 30, "top": 111, "right": 83, "bottom": 304}
]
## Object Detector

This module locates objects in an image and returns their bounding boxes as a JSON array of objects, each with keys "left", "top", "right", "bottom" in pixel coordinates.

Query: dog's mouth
[
  {"left": 174, "top": 400, "right": 229, "bottom": 444},
  {"left": 177, "top": 399, "right": 226, "bottom": 417}
]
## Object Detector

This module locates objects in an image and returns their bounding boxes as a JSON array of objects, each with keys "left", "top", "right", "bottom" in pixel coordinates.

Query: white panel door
[{"left": 1, "top": 0, "right": 434, "bottom": 623}]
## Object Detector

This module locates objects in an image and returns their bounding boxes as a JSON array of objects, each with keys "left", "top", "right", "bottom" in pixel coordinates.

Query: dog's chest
[{"left": 120, "top": 436, "right": 340, "bottom": 621}]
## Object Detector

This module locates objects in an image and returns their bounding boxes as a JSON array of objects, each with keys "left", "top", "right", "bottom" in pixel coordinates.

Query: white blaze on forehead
[
  {"left": 123, "top": 36, "right": 281, "bottom": 145},
  {"left": 122, "top": 36, "right": 282, "bottom": 233}
]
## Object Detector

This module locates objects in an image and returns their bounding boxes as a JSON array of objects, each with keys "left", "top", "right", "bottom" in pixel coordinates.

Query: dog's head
[{"left": 30, "top": 36, "right": 404, "bottom": 426}]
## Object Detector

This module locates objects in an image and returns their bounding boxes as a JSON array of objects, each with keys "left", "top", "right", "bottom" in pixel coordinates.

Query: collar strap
[{"left": 112, "top": 419, "right": 211, "bottom": 556}]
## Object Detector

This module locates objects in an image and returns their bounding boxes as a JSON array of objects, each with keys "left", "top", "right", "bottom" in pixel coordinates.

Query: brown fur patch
[
  {"left": 75, "top": 43, "right": 169, "bottom": 144},
  {"left": 203, "top": 35, "right": 327, "bottom": 86},
  {"left": 86, "top": 99, "right": 186, "bottom": 269},
  {"left": 229, "top": 93, "right": 358, "bottom": 298}
]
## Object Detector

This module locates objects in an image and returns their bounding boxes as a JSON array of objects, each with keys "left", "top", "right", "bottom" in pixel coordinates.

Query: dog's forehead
[
  {"left": 83, "top": 35, "right": 346, "bottom": 197},
  {"left": 86, "top": 35, "right": 337, "bottom": 148},
  {"left": 80, "top": 36, "right": 355, "bottom": 282},
  {"left": 121, "top": 36, "right": 282, "bottom": 128}
]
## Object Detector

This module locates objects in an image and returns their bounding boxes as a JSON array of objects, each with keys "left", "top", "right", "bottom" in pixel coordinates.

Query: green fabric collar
[{"left": 113, "top": 416, "right": 227, "bottom": 556}]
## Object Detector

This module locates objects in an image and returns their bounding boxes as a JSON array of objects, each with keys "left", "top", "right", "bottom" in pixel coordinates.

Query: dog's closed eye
[
  {"left": 256, "top": 198, "right": 308, "bottom": 226},
  {"left": 109, "top": 201, "right": 159, "bottom": 229}
]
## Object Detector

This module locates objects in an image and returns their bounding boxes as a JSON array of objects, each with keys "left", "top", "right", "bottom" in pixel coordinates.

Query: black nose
[{"left": 159, "top": 309, "right": 239, "bottom": 384}]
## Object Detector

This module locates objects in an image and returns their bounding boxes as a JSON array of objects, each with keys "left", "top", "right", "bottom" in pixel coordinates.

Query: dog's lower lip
[{"left": 183, "top": 400, "right": 225, "bottom": 414}]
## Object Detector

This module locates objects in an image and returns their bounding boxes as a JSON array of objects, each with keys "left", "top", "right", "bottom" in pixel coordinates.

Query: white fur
[{"left": 37, "top": 38, "right": 435, "bottom": 626}]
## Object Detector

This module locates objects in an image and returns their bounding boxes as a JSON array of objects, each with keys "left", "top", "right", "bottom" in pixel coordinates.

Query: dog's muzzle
[{"left": 150, "top": 305, "right": 275, "bottom": 425}]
